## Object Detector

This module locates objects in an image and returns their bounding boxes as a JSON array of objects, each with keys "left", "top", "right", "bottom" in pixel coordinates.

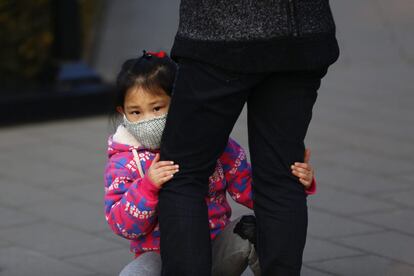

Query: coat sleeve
[
  {"left": 306, "top": 177, "right": 317, "bottom": 195},
  {"left": 104, "top": 158, "right": 160, "bottom": 240},
  {"left": 221, "top": 138, "right": 254, "bottom": 210}
]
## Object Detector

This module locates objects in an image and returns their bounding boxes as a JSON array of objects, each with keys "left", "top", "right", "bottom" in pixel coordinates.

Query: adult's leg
[
  {"left": 247, "top": 67, "right": 328, "bottom": 275},
  {"left": 119, "top": 252, "right": 161, "bottom": 276},
  {"left": 159, "top": 58, "right": 264, "bottom": 276},
  {"left": 211, "top": 216, "right": 260, "bottom": 276}
]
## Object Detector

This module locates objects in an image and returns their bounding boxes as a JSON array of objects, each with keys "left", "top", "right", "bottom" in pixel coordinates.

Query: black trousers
[{"left": 159, "top": 58, "right": 328, "bottom": 276}]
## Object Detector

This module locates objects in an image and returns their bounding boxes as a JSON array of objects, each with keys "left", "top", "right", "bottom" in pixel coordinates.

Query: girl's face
[{"left": 117, "top": 86, "right": 171, "bottom": 122}]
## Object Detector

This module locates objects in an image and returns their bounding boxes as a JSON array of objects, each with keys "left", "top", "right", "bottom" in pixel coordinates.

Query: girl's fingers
[
  {"left": 159, "top": 174, "right": 174, "bottom": 184},
  {"left": 154, "top": 166, "right": 179, "bottom": 176},
  {"left": 156, "top": 164, "right": 179, "bottom": 172},
  {"left": 160, "top": 168, "right": 179, "bottom": 177},
  {"left": 149, "top": 154, "right": 159, "bottom": 168},
  {"left": 153, "top": 161, "right": 177, "bottom": 169},
  {"left": 292, "top": 163, "right": 310, "bottom": 169},
  {"left": 152, "top": 153, "right": 160, "bottom": 163},
  {"left": 292, "top": 170, "right": 311, "bottom": 181},
  {"left": 291, "top": 166, "right": 309, "bottom": 174},
  {"left": 299, "top": 178, "right": 311, "bottom": 187}
]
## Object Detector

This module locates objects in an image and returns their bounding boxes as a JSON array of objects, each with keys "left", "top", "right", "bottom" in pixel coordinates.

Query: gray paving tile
[
  {"left": 303, "top": 158, "right": 339, "bottom": 175},
  {"left": 315, "top": 92, "right": 414, "bottom": 135},
  {"left": 355, "top": 209, "right": 414, "bottom": 236},
  {"left": 308, "top": 209, "right": 382, "bottom": 239},
  {"left": 377, "top": 0, "right": 414, "bottom": 63},
  {"left": 230, "top": 107, "right": 249, "bottom": 155},
  {"left": 307, "top": 186, "right": 397, "bottom": 216},
  {"left": 331, "top": 0, "right": 401, "bottom": 64},
  {"left": 308, "top": 254, "right": 414, "bottom": 276},
  {"left": 324, "top": 59, "right": 414, "bottom": 97},
  {"left": 316, "top": 129, "right": 414, "bottom": 167},
  {"left": 0, "top": 206, "right": 41, "bottom": 229},
  {"left": 0, "top": 155, "right": 85, "bottom": 190},
  {"left": 0, "top": 144, "right": 103, "bottom": 181},
  {"left": 9, "top": 116, "right": 108, "bottom": 140},
  {"left": 0, "top": 181, "right": 67, "bottom": 209},
  {"left": 303, "top": 238, "right": 362, "bottom": 263},
  {"left": 97, "top": 229, "right": 132, "bottom": 248},
  {"left": 308, "top": 99, "right": 414, "bottom": 164},
  {"left": 302, "top": 265, "right": 337, "bottom": 276},
  {"left": 0, "top": 222, "right": 122, "bottom": 258},
  {"left": 65, "top": 247, "right": 133, "bottom": 276},
  {"left": 51, "top": 178, "right": 105, "bottom": 205},
  {"left": 375, "top": 189, "right": 414, "bottom": 208},
  {"left": 0, "top": 144, "right": 106, "bottom": 195},
  {"left": 336, "top": 231, "right": 414, "bottom": 266},
  {"left": 241, "top": 269, "right": 254, "bottom": 276},
  {"left": 228, "top": 195, "right": 254, "bottom": 221},
  {"left": 314, "top": 101, "right": 414, "bottom": 142},
  {"left": 0, "top": 247, "right": 94, "bottom": 276},
  {"left": 0, "top": 123, "right": 56, "bottom": 150},
  {"left": 22, "top": 199, "right": 108, "bottom": 234},
  {"left": 0, "top": 238, "right": 12, "bottom": 248},
  {"left": 323, "top": 61, "right": 414, "bottom": 98},
  {"left": 310, "top": 164, "right": 412, "bottom": 196},
  {"left": 315, "top": 149, "right": 414, "bottom": 177},
  {"left": 40, "top": 133, "right": 107, "bottom": 158},
  {"left": 303, "top": 140, "right": 338, "bottom": 157},
  {"left": 399, "top": 174, "right": 414, "bottom": 184},
  {"left": 57, "top": 165, "right": 109, "bottom": 189}
]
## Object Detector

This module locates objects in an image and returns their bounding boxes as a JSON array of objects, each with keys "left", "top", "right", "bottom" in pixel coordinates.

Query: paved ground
[{"left": 1, "top": 0, "right": 414, "bottom": 275}]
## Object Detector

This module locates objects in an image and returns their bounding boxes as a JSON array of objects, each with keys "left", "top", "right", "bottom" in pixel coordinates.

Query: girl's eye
[
  {"left": 154, "top": 107, "right": 162, "bottom": 112},
  {"left": 131, "top": 111, "right": 140, "bottom": 115}
]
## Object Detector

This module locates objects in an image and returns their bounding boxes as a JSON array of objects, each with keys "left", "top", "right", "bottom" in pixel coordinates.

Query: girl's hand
[
  {"left": 290, "top": 148, "right": 314, "bottom": 189},
  {"left": 147, "top": 153, "right": 179, "bottom": 188}
]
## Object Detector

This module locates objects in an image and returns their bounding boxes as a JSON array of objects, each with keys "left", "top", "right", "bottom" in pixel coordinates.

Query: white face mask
[{"left": 123, "top": 113, "right": 167, "bottom": 150}]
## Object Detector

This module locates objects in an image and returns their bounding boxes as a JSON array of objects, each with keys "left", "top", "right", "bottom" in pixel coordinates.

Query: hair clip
[
  {"left": 142, "top": 50, "right": 152, "bottom": 59},
  {"left": 128, "top": 50, "right": 167, "bottom": 74},
  {"left": 143, "top": 50, "right": 166, "bottom": 59}
]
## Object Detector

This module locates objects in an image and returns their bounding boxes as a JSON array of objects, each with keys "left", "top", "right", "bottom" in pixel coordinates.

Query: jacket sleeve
[
  {"left": 104, "top": 157, "right": 160, "bottom": 240},
  {"left": 221, "top": 138, "right": 254, "bottom": 210},
  {"left": 306, "top": 177, "right": 317, "bottom": 195}
]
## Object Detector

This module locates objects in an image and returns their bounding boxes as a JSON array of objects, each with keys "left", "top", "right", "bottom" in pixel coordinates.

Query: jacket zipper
[{"left": 288, "top": 0, "right": 299, "bottom": 37}]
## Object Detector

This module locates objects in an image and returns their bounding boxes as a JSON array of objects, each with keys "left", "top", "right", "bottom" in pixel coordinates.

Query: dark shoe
[{"left": 233, "top": 215, "right": 257, "bottom": 247}]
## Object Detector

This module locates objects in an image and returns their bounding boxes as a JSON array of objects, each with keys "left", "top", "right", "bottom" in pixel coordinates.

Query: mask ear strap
[{"left": 132, "top": 149, "right": 145, "bottom": 178}]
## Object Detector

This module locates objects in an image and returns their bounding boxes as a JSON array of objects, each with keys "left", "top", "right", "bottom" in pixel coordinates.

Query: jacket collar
[{"left": 112, "top": 125, "right": 141, "bottom": 147}]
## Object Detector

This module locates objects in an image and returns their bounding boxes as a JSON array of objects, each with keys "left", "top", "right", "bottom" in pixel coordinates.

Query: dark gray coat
[{"left": 171, "top": 0, "right": 340, "bottom": 72}]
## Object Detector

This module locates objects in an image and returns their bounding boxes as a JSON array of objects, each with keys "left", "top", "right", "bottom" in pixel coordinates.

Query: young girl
[{"left": 104, "top": 51, "right": 316, "bottom": 276}]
